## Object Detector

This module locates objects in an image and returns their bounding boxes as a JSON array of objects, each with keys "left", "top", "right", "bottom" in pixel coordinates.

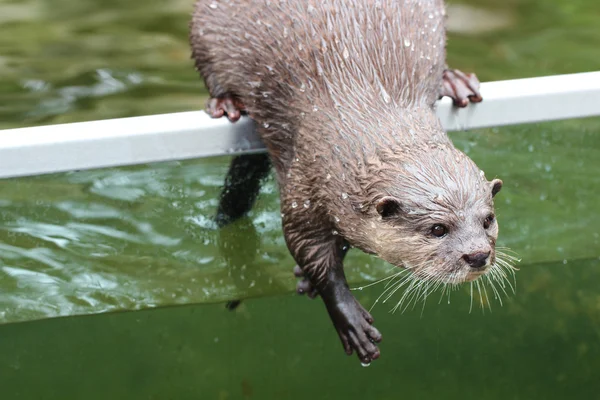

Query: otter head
[{"left": 365, "top": 147, "right": 503, "bottom": 285}]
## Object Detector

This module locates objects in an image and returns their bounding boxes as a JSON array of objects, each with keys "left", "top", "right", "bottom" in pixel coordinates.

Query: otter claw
[
  {"left": 331, "top": 299, "right": 382, "bottom": 364},
  {"left": 293, "top": 265, "right": 319, "bottom": 298},
  {"left": 440, "top": 69, "right": 483, "bottom": 107},
  {"left": 206, "top": 95, "right": 246, "bottom": 122}
]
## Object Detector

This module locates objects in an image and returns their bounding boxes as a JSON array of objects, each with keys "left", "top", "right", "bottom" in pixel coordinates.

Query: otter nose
[{"left": 462, "top": 251, "right": 490, "bottom": 269}]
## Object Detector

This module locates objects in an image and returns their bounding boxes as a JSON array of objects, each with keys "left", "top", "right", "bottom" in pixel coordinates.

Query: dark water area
[{"left": 1, "top": 0, "right": 600, "bottom": 398}]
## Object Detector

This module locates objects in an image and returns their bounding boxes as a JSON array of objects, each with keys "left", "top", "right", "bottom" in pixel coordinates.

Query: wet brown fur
[{"left": 190, "top": 0, "right": 504, "bottom": 362}]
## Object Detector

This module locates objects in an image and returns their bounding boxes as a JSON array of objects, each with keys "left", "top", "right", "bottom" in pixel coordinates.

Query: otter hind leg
[
  {"left": 206, "top": 94, "right": 247, "bottom": 123},
  {"left": 215, "top": 153, "right": 271, "bottom": 311},
  {"left": 440, "top": 69, "right": 483, "bottom": 107}
]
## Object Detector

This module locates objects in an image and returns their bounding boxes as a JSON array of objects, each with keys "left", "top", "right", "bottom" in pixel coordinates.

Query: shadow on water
[{"left": 1, "top": 0, "right": 600, "bottom": 398}]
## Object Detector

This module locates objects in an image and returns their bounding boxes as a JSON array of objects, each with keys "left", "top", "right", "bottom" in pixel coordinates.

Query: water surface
[{"left": 1, "top": 0, "right": 599, "bottom": 398}]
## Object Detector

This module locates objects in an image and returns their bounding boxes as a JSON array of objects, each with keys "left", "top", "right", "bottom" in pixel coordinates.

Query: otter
[{"left": 190, "top": 0, "right": 505, "bottom": 364}]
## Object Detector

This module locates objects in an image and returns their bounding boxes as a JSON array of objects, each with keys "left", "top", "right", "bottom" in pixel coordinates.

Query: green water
[{"left": 1, "top": 0, "right": 600, "bottom": 398}]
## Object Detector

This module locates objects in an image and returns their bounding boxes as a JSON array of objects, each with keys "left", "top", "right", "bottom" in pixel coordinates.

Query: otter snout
[{"left": 462, "top": 251, "right": 491, "bottom": 269}]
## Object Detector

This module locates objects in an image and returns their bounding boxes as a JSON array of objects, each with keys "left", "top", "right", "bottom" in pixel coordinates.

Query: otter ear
[
  {"left": 376, "top": 196, "right": 403, "bottom": 219},
  {"left": 491, "top": 179, "right": 503, "bottom": 197}
]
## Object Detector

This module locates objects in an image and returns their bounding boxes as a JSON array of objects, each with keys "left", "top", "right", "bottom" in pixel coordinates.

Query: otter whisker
[
  {"left": 359, "top": 268, "right": 408, "bottom": 313},
  {"left": 496, "top": 247, "right": 520, "bottom": 258},
  {"left": 369, "top": 268, "right": 412, "bottom": 312},
  {"left": 393, "top": 276, "right": 421, "bottom": 313},
  {"left": 394, "top": 264, "right": 437, "bottom": 314},
  {"left": 384, "top": 266, "right": 415, "bottom": 288},
  {"left": 419, "top": 278, "right": 439, "bottom": 317},
  {"left": 480, "top": 277, "right": 492, "bottom": 312},
  {"left": 469, "top": 281, "right": 474, "bottom": 314},
  {"left": 490, "top": 264, "right": 509, "bottom": 290},
  {"left": 413, "top": 263, "right": 446, "bottom": 306},
  {"left": 351, "top": 267, "right": 403, "bottom": 291},
  {"left": 496, "top": 250, "right": 521, "bottom": 270},
  {"left": 475, "top": 279, "right": 484, "bottom": 311},
  {"left": 377, "top": 263, "right": 427, "bottom": 309},
  {"left": 408, "top": 268, "right": 439, "bottom": 313},
  {"left": 490, "top": 265, "right": 510, "bottom": 300},
  {"left": 485, "top": 273, "right": 502, "bottom": 307},
  {"left": 494, "top": 256, "right": 517, "bottom": 294},
  {"left": 438, "top": 281, "right": 449, "bottom": 305}
]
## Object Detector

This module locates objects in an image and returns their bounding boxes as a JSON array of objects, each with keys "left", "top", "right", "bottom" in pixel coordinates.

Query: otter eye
[
  {"left": 431, "top": 224, "right": 448, "bottom": 238},
  {"left": 483, "top": 214, "right": 495, "bottom": 229}
]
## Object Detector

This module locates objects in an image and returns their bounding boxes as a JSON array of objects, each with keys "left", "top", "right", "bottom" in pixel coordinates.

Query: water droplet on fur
[
  {"left": 326, "top": 173, "right": 331, "bottom": 180},
  {"left": 334, "top": 216, "right": 340, "bottom": 223},
  {"left": 299, "top": 83, "right": 306, "bottom": 92},
  {"left": 303, "top": 200, "right": 311, "bottom": 208},
  {"left": 341, "top": 192, "right": 349, "bottom": 200},
  {"left": 381, "top": 91, "right": 391, "bottom": 104},
  {"left": 332, "top": 230, "right": 339, "bottom": 235},
  {"left": 480, "top": 170, "right": 485, "bottom": 177},
  {"left": 209, "top": 3, "right": 218, "bottom": 9},
  {"left": 300, "top": 112, "right": 306, "bottom": 118},
  {"left": 283, "top": 27, "right": 289, "bottom": 38},
  {"left": 280, "top": 213, "right": 285, "bottom": 218},
  {"left": 404, "top": 38, "right": 411, "bottom": 47},
  {"left": 263, "top": 122, "right": 270, "bottom": 128},
  {"left": 262, "top": 92, "right": 269, "bottom": 98},
  {"left": 313, "top": 105, "right": 319, "bottom": 112},
  {"left": 428, "top": 13, "right": 434, "bottom": 19},
  {"left": 291, "top": 201, "right": 298, "bottom": 208},
  {"left": 343, "top": 47, "right": 350, "bottom": 59}
]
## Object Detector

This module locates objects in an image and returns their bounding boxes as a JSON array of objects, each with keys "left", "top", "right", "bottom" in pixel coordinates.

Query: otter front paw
[
  {"left": 293, "top": 265, "right": 319, "bottom": 299},
  {"left": 440, "top": 69, "right": 483, "bottom": 107},
  {"left": 206, "top": 95, "right": 246, "bottom": 122},
  {"left": 328, "top": 297, "right": 382, "bottom": 364}
]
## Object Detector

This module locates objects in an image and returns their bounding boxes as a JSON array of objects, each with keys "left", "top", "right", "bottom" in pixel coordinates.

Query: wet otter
[{"left": 190, "top": 0, "right": 506, "bottom": 364}]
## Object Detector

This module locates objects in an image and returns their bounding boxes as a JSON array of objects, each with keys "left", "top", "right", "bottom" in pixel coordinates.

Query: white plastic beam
[{"left": 1, "top": 71, "right": 599, "bottom": 179}]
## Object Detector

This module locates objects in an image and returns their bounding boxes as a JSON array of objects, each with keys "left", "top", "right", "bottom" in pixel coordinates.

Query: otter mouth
[
  {"left": 409, "top": 261, "right": 492, "bottom": 285},
  {"left": 464, "top": 267, "right": 489, "bottom": 282}
]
